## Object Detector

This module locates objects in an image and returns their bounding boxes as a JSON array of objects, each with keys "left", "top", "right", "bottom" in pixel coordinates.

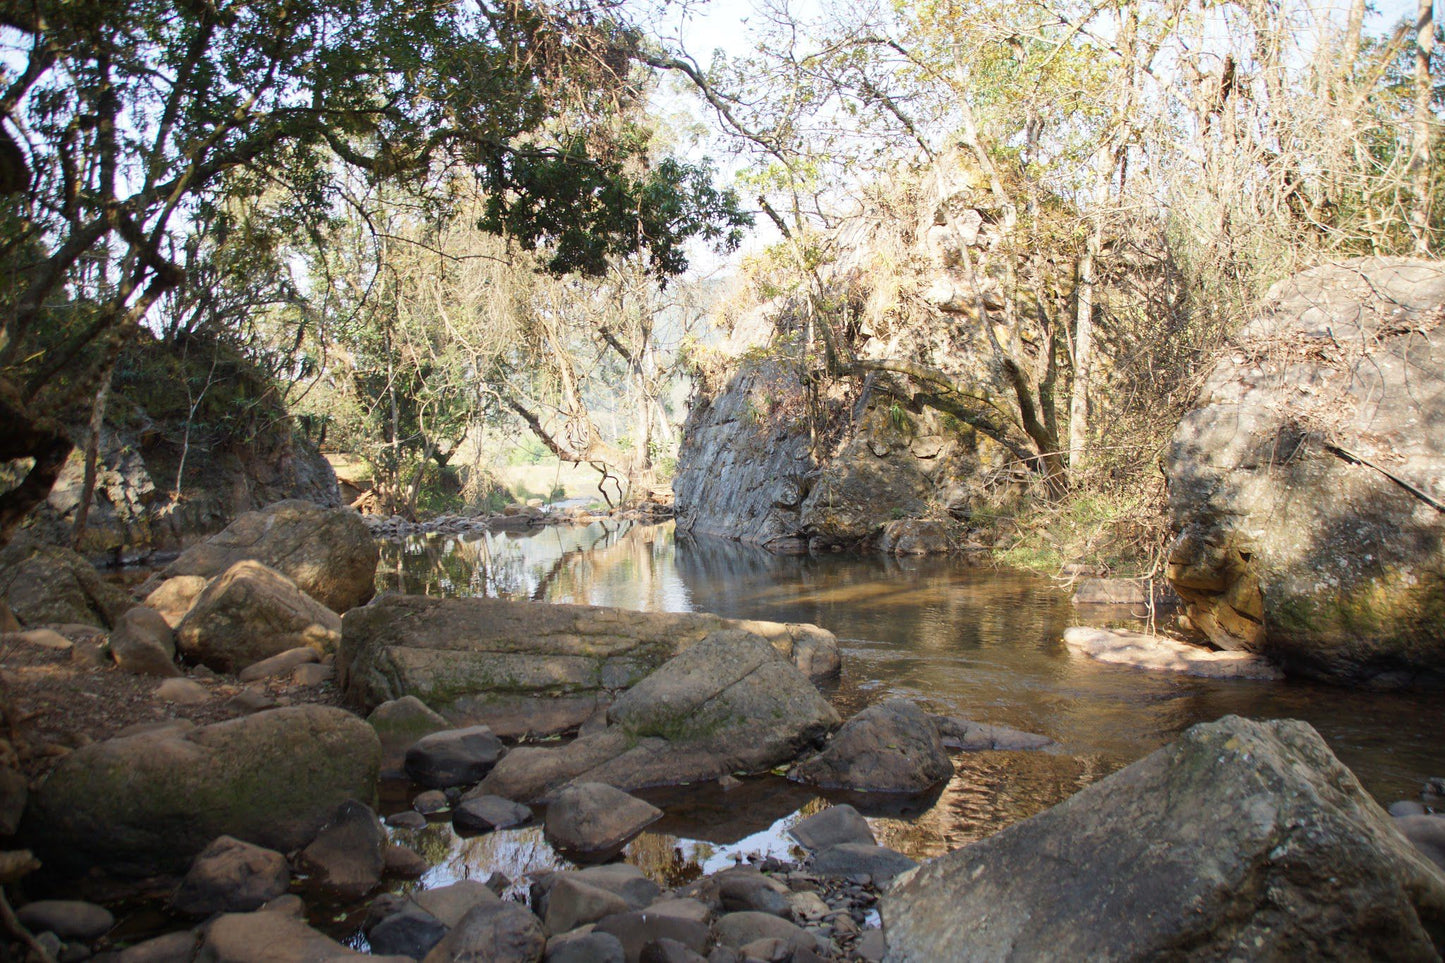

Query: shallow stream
[{"left": 362, "top": 517, "right": 1445, "bottom": 922}]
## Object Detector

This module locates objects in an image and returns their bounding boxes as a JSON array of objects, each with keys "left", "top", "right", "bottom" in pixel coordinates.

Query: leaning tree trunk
[
  {"left": 0, "top": 378, "right": 73, "bottom": 549},
  {"left": 71, "top": 362, "right": 115, "bottom": 550},
  {"left": 1410, "top": 0, "right": 1435, "bottom": 254}
]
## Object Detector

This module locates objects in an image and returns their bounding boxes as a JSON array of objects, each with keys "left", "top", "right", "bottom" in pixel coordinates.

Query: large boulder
[
  {"left": 176, "top": 560, "right": 341, "bottom": 673},
  {"left": 164, "top": 500, "right": 376, "bottom": 613},
  {"left": 1165, "top": 258, "right": 1445, "bottom": 684},
  {"left": 109, "top": 605, "right": 180, "bottom": 677},
  {"left": 0, "top": 535, "right": 132, "bottom": 629},
  {"left": 544, "top": 782, "right": 662, "bottom": 864},
  {"left": 884, "top": 715, "right": 1445, "bottom": 960},
  {"left": 789, "top": 699, "right": 952, "bottom": 793},
  {"left": 24, "top": 706, "right": 380, "bottom": 877},
  {"left": 171, "top": 836, "right": 291, "bottom": 917},
  {"left": 338, "top": 595, "right": 840, "bottom": 735},
  {"left": 478, "top": 631, "right": 839, "bottom": 801}
]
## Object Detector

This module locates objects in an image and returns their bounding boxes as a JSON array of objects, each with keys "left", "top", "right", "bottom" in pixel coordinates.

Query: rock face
[
  {"left": 479, "top": 632, "right": 840, "bottom": 801},
  {"left": 176, "top": 560, "right": 342, "bottom": 673},
  {"left": 0, "top": 535, "right": 132, "bottom": 629},
  {"left": 790, "top": 699, "right": 952, "bottom": 793},
  {"left": 338, "top": 595, "right": 840, "bottom": 734},
  {"left": 24, "top": 705, "right": 380, "bottom": 877},
  {"left": 884, "top": 715, "right": 1445, "bottom": 961},
  {"left": 165, "top": 500, "right": 376, "bottom": 613},
  {"left": 1165, "top": 258, "right": 1445, "bottom": 685}
]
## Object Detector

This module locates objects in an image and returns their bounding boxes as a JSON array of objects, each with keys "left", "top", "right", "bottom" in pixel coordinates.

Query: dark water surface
[{"left": 366, "top": 518, "right": 1445, "bottom": 911}]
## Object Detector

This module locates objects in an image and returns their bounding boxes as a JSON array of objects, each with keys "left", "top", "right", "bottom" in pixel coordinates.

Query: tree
[{"left": 0, "top": 0, "right": 748, "bottom": 543}]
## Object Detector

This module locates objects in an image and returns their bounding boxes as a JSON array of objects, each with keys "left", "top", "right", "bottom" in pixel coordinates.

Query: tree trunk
[
  {"left": 1410, "top": 0, "right": 1435, "bottom": 254},
  {"left": 0, "top": 378, "right": 73, "bottom": 549},
  {"left": 71, "top": 363, "right": 115, "bottom": 551}
]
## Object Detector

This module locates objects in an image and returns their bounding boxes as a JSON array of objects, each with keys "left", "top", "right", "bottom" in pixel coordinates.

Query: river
[{"left": 363, "top": 517, "right": 1445, "bottom": 903}]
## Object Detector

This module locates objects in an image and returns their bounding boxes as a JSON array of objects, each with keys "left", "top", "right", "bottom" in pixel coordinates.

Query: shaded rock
[
  {"left": 197, "top": 908, "right": 363, "bottom": 962},
  {"left": 25, "top": 705, "right": 380, "bottom": 877},
  {"left": 1393, "top": 800, "right": 1430, "bottom": 817},
  {"left": 884, "top": 715, "right": 1445, "bottom": 960},
  {"left": 412, "top": 790, "right": 448, "bottom": 814},
  {"left": 171, "top": 836, "right": 290, "bottom": 917},
  {"left": 386, "top": 811, "right": 427, "bottom": 830},
  {"left": 593, "top": 912, "right": 711, "bottom": 963},
  {"left": 382, "top": 843, "right": 428, "bottom": 880},
  {"left": 712, "top": 913, "right": 815, "bottom": 954},
  {"left": 368, "top": 904, "right": 447, "bottom": 959},
  {"left": 640, "top": 939, "right": 707, "bottom": 963},
  {"left": 176, "top": 561, "right": 341, "bottom": 674},
  {"left": 0, "top": 765, "right": 26, "bottom": 836},
  {"left": 421, "top": 901, "right": 545, "bottom": 963},
  {"left": 546, "top": 931, "right": 626, "bottom": 963},
  {"left": 809, "top": 844, "right": 916, "bottom": 886},
  {"left": 144, "top": 576, "right": 209, "bottom": 629},
  {"left": 236, "top": 646, "right": 318, "bottom": 683},
  {"left": 15, "top": 900, "right": 113, "bottom": 942},
  {"left": 0, "top": 601, "right": 17, "bottom": 633},
  {"left": 482, "top": 633, "right": 839, "bottom": 802},
  {"left": 787, "top": 805, "right": 875, "bottom": 852},
  {"left": 367, "top": 696, "right": 449, "bottom": 777},
  {"left": 164, "top": 500, "right": 376, "bottom": 613},
  {"left": 645, "top": 900, "right": 711, "bottom": 925},
  {"left": 109, "top": 606, "right": 179, "bottom": 678},
  {"left": 1063, "top": 626, "right": 1283, "bottom": 681},
  {"left": 225, "top": 688, "right": 276, "bottom": 714},
  {"left": 404, "top": 725, "right": 504, "bottom": 789},
  {"left": 0, "top": 536, "right": 131, "bottom": 629},
  {"left": 412, "top": 880, "right": 499, "bottom": 928},
  {"left": 1396, "top": 814, "right": 1445, "bottom": 872},
  {"left": 154, "top": 678, "right": 209, "bottom": 705},
  {"left": 17, "top": 628, "right": 72, "bottom": 652},
  {"left": 546, "top": 876, "right": 633, "bottom": 934},
  {"left": 116, "top": 930, "right": 200, "bottom": 963},
  {"left": 296, "top": 800, "right": 384, "bottom": 899},
  {"left": 928, "top": 715, "right": 1056, "bottom": 752},
  {"left": 337, "top": 597, "right": 841, "bottom": 736},
  {"left": 544, "top": 782, "right": 662, "bottom": 863},
  {"left": 291, "top": 664, "right": 333, "bottom": 687},
  {"left": 875, "top": 519, "right": 951, "bottom": 556},
  {"left": 1164, "top": 259, "right": 1445, "bottom": 683},
  {"left": 789, "top": 699, "right": 950, "bottom": 793},
  {"left": 854, "top": 929, "right": 886, "bottom": 963},
  {"left": 685, "top": 868, "right": 789, "bottom": 918},
  {"left": 453, "top": 794, "right": 532, "bottom": 835}
]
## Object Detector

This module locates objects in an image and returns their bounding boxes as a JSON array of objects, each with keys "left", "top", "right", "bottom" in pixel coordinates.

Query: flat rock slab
[
  {"left": 1063, "top": 626, "right": 1283, "bottom": 680},
  {"left": 338, "top": 595, "right": 841, "bottom": 736},
  {"left": 929, "top": 715, "right": 1056, "bottom": 752},
  {"left": 884, "top": 715, "right": 1445, "bottom": 960}
]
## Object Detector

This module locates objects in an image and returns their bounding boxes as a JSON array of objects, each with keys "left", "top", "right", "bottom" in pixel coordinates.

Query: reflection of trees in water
[{"left": 376, "top": 521, "right": 679, "bottom": 609}]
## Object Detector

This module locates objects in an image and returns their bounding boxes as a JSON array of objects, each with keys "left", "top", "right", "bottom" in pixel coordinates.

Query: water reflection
[{"left": 377, "top": 522, "right": 1445, "bottom": 825}]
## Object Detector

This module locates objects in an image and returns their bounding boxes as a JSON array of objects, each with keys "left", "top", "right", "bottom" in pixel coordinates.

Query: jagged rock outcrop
[
  {"left": 17, "top": 333, "right": 339, "bottom": 562},
  {"left": 1165, "top": 258, "right": 1445, "bottom": 685},
  {"left": 337, "top": 595, "right": 840, "bottom": 735}
]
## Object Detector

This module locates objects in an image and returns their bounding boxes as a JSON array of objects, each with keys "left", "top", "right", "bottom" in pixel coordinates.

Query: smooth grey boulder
[
  {"left": 338, "top": 596, "right": 841, "bottom": 737},
  {"left": 928, "top": 715, "right": 1056, "bottom": 752},
  {"left": 237, "top": 646, "right": 318, "bottom": 683},
  {"left": 1164, "top": 259, "right": 1445, "bottom": 684},
  {"left": 481, "top": 633, "right": 839, "bottom": 802},
  {"left": 0, "top": 535, "right": 131, "bottom": 629},
  {"left": 420, "top": 901, "right": 545, "bottom": 963},
  {"left": 453, "top": 794, "right": 532, "bottom": 835},
  {"left": 544, "top": 782, "right": 662, "bottom": 863},
  {"left": 117, "top": 931, "right": 201, "bottom": 963},
  {"left": 109, "top": 605, "right": 179, "bottom": 677},
  {"left": 1396, "top": 814, "right": 1445, "bottom": 872},
  {"left": 144, "top": 576, "right": 208, "bottom": 628},
  {"left": 15, "top": 900, "right": 113, "bottom": 942},
  {"left": 412, "top": 880, "right": 500, "bottom": 928},
  {"left": 683, "top": 868, "right": 790, "bottom": 919},
  {"left": 712, "top": 912, "right": 816, "bottom": 954},
  {"left": 171, "top": 836, "right": 290, "bottom": 917},
  {"left": 176, "top": 560, "right": 341, "bottom": 674},
  {"left": 545, "top": 876, "right": 633, "bottom": 934},
  {"left": 884, "top": 715, "right": 1445, "bottom": 961},
  {"left": 197, "top": 908, "right": 367, "bottom": 962},
  {"left": 532, "top": 865, "right": 661, "bottom": 921},
  {"left": 368, "top": 904, "right": 448, "bottom": 959},
  {"left": 593, "top": 912, "right": 711, "bottom": 963},
  {"left": 545, "top": 930, "right": 626, "bottom": 963},
  {"left": 639, "top": 939, "right": 707, "bottom": 963},
  {"left": 382, "top": 843, "right": 427, "bottom": 879},
  {"left": 368, "top": 696, "right": 449, "bottom": 777},
  {"left": 790, "top": 699, "right": 951, "bottom": 793},
  {"left": 164, "top": 499, "right": 377, "bottom": 613},
  {"left": 296, "top": 800, "right": 385, "bottom": 899},
  {"left": 788, "top": 805, "right": 875, "bottom": 852},
  {"left": 810, "top": 844, "right": 917, "bottom": 886},
  {"left": 24, "top": 705, "right": 380, "bottom": 877},
  {"left": 404, "top": 725, "right": 504, "bottom": 789}
]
